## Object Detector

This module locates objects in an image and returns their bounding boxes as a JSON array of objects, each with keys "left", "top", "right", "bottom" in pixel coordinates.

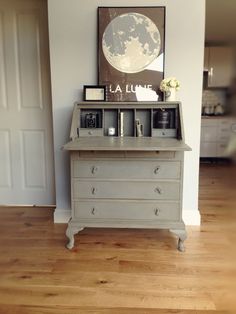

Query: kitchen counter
[{"left": 201, "top": 115, "right": 231, "bottom": 119}]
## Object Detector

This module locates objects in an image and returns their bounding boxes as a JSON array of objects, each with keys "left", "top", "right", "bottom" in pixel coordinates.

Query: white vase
[{"left": 165, "top": 88, "right": 176, "bottom": 101}]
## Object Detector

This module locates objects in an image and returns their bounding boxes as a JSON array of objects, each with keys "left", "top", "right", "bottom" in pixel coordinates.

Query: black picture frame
[
  {"left": 83, "top": 85, "right": 107, "bottom": 101},
  {"left": 98, "top": 7, "right": 165, "bottom": 102}
]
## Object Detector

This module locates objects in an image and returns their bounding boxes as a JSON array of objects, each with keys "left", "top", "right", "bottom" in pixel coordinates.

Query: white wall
[{"left": 48, "top": 0, "right": 205, "bottom": 224}]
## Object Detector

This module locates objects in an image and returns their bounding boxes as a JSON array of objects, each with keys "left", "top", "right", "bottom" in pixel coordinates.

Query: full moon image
[{"left": 102, "top": 13, "right": 161, "bottom": 73}]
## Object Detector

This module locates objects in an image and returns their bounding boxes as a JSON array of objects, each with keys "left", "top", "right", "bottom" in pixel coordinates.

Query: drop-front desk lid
[{"left": 63, "top": 137, "right": 191, "bottom": 152}]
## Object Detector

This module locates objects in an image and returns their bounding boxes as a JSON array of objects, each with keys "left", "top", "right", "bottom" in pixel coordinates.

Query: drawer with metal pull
[
  {"left": 217, "top": 135, "right": 230, "bottom": 143},
  {"left": 231, "top": 123, "right": 236, "bottom": 133},
  {"left": 217, "top": 142, "right": 227, "bottom": 157},
  {"left": 73, "top": 180, "right": 180, "bottom": 200},
  {"left": 78, "top": 128, "right": 104, "bottom": 137},
  {"left": 200, "top": 126, "right": 218, "bottom": 142},
  {"left": 218, "top": 126, "right": 231, "bottom": 142},
  {"left": 73, "top": 200, "right": 180, "bottom": 221},
  {"left": 72, "top": 160, "right": 181, "bottom": 180}
]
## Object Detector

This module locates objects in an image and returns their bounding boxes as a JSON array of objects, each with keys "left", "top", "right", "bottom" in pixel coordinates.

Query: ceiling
[{"left": 205, "top": 0, "right": 236, "bottom": 43}]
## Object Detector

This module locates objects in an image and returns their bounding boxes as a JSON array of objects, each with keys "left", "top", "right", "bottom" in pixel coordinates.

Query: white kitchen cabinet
[
  {"left": 206, "top": 46, "right": 234, "bottom": 88},
  {"left": 200, "top": 142, "right": 217, "bottom": 158},
  {"left": 204, "top": 47, "right": 209, "bottom": 71},
  {"left": 200, "top": 117, "right": 235, "bottom": 157}
]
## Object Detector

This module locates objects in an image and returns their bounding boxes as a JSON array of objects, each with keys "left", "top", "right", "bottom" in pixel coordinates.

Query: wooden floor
[{"left": 0, "top": 163, "right": 236, "bottom": 314}]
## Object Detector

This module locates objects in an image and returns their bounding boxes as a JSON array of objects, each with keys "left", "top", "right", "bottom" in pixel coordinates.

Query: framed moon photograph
[{"left": 98, "top": 7, "right": 165, "bottom": 102}]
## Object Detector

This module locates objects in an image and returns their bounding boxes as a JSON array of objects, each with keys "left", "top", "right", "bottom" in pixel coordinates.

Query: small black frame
[{"left": 83, "top": 85, "right": 107, "bottom": 101}]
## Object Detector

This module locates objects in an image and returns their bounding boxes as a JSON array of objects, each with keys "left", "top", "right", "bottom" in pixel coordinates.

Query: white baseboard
[
  {"left": 54, "top": 208, "right": 201, "bottom": 226},
  {"left": 54, "top": 209, "right": 71, "bottom": 223},
  {"left": 183, "top": 209, "right": 201, "bottom": 226}
]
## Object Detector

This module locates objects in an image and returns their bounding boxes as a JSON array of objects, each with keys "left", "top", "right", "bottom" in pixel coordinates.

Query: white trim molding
[
  {"left": 54, "top": 209, "right": 71, "bottom": 223},
  {"left": 183, "top": 209, "right": 201, "bottom": 226}
]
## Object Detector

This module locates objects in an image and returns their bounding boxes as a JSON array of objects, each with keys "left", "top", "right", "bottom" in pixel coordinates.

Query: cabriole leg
[
  {"left": 66, "top": 224, "right": 84, "bottom": 249},
  {"left": 169, "top": 229, "right": 187, "bottom": 252}
]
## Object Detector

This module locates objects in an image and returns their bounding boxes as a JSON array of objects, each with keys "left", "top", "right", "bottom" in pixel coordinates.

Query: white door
[{"left": 0, "top": 0, "right": 55, "bottom": 205}]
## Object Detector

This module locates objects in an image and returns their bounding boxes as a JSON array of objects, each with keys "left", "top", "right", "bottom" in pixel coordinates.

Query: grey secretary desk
[{"left": 63, "top": 101, "right": 191, "bottom": 251}]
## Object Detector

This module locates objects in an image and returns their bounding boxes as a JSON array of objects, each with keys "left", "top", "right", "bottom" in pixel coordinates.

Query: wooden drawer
[
  {"left": 73, "top": 180, "right": 180, "bottom": 200},
  {"left": 200, "top": 142, "right": 217, "bottom": 157},
  {"left": 201, "top": 118, "right": 217, "bottom": 127},
  {"left": 79, "top": 128, "right": 103, "bottom": 137},
  {"left": 217, "top": 133, "right": 230, "bottom": 143},
  {"left": 152, "top": 129, "right": 177, "bottom": 138},
  {"left": 201, "top": 126, "right": 218, "bottom": 142},
  {"left": 72, "top": 160, "right": 181, "bottom": 179},
  {"left": 231, "top": 123, "right": 236, "bottom": 133},
  {"left": 218, "top": 120, "right": 232, "bottom": 142},
  {"left": 217, "top": 142, "right": 227, "bottom": 157},
  {"left": 73, "top": 200, "right": 180, "bottom": 221},
  {"left": 218, "top": 126, "right": 231, "bottom": 135},
  {"left": 218, "top": 119, "right": 231, "bottom": 127}
]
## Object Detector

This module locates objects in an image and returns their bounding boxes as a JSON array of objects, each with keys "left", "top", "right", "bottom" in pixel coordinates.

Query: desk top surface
[{"left": 63, "top": 137, "right": 191, "bottom": 152}]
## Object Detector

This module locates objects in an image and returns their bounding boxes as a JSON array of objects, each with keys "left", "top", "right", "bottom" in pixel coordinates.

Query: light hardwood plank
[{"left": 0, "top": 163, "right": 235, "bottom": 312}]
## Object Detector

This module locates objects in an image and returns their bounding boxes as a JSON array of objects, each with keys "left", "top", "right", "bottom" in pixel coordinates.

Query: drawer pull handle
[
  {"left": 91, "top": 187, "right": 97, "bottom": 195},
  {"left": 231, "top": 124, "right": 236, "bottom": 132},
  {"left": 88, "top": 131, "right": 93, "bottom": 135},
  {"left": 91, "top": 207, "right": 96, "bottom": 215},
  {"left": 91, "top": 166, "right": 98, "bottom": 174},
  {"left": 154, "top": 208, "right": 160, "bottom": 216},
  {"left": 154, "top": 166, "right": 160, "bottom": 174},
  {"left": 154, "top": 187, "right": 162, "bottom": 194}
]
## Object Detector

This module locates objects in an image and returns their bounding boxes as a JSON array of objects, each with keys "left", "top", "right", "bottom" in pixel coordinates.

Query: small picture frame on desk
[{"left": 83, "top": 85, "right": 106, "bottom": 101}]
